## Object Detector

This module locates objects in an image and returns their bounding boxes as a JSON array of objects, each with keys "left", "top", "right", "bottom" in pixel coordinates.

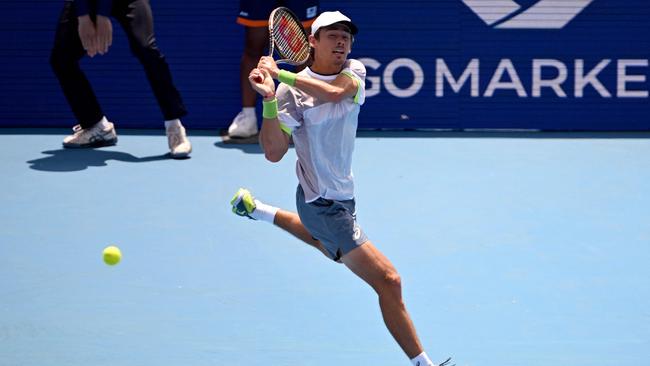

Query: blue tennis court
[{"left": 1, "top": 129, "right": 649, "bottom": 366}]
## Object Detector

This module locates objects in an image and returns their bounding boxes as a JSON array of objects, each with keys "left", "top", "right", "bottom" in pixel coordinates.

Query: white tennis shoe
[
  {"left": 62, "top": 122, "right": 118, "bottom": 148},
  {"left": 166, "top": 124, "right": 192, "bottom": 158},
  {"left": 227, "top": 110, "right": 258, "bottom": 138}
]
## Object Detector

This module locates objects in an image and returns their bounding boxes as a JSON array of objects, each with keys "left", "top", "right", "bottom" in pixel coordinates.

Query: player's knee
[
  {"left": 381, "top": 270, "right": 402, "bottom": 294},
  {"left": 130, "top": 40, "right": 162, "bottom": 61}
]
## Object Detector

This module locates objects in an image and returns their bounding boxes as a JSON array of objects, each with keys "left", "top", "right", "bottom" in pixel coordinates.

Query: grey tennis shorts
[{"left": 296, "top": 185, "right": 368, "bottom": 261}]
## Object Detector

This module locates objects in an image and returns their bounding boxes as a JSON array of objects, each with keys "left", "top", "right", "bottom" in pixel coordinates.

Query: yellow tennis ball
[{"left": 103, "top": 245, "right": 121, "bottom": 266}]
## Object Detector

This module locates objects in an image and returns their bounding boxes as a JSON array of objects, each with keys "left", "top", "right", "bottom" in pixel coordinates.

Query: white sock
[
  {"left": 411, "top": 352, "right": 434, "bottom": 366},
  {"left": 250, "top": 199, "right": 279, "bottom": 224},
  {"left": 165, "top": 119, "right": 182, "bottom": 129},
  {"left": 96, "top": 116, "right": 110, "bottom": 129},
  {"left": 242, "top": 107, "right": 256, "bottom": 118}
]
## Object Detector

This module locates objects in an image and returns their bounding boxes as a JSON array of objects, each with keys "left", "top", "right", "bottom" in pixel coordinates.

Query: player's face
[{"left": 313, "top": 28, "right": 352, "bottom": 66}]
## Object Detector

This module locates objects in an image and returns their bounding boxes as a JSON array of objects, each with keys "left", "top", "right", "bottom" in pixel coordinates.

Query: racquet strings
[{"left": 271, "top": 9, "right": 310, "bottom": 64}]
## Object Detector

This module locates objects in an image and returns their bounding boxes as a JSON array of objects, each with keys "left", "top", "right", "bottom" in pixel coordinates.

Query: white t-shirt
[{"left": 277, "top": 59, "right": 366, "bottom": 203}]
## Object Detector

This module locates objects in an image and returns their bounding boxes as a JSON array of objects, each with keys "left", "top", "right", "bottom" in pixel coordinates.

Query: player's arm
[
  {"left": 257, "top": 56, "right": 358, "bottom": 103},
  {"left": 248, "top": 68, "right": 290, "bottom": 163},
  {"left": 291, "top": 72, "right": 357, "bottom": 103}
]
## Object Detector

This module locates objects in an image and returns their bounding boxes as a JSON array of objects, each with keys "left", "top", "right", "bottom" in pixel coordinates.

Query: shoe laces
[
  {"left": 439, "top": 357, "right": 454, "bottom": 366},
  {"left": 71, "top": 124, "right": 97, "bottom": 138}
]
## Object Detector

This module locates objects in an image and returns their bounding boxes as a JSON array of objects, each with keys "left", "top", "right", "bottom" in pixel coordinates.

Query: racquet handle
[{"left": 254, "top": 75, "right": 264, "bottom": 83}]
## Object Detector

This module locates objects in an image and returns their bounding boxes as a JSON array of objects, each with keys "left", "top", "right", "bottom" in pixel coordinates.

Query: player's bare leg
[
  {"left": 273, "top": 210, "right": 333, "bottom": 259},
  {"left": 231, "top": 188, "right": 442, "bottom": 365},
  {"left": 341, "top": 242, "right": 424, "bottom": 359}
]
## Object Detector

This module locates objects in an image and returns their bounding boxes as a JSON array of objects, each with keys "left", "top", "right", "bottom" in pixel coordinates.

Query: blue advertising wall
[{"left": 0, "top": 0, "right": 648, "bottom": 130}]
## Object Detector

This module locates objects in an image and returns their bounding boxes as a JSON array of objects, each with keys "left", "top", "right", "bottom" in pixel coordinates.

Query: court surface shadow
[
  {"left": 27, "top": 148, "right": 170, "bottom": 172},
  {"left": 214, "top": 130, "right": 264, "bottom": 154}
]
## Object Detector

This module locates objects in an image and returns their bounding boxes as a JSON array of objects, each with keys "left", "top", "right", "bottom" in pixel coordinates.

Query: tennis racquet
[{"left": 254, "top": 7, "right": 311, "bottom": 83}]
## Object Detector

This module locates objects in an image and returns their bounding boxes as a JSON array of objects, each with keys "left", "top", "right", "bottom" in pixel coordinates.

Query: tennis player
[{"left": 231, "top": 10, "right": 451, "bottom": 366}]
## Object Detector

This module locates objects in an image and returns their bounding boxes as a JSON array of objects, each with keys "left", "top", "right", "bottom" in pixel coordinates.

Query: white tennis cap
[{"left": 311, "top": 11, "right": 358, "bottom": 36}]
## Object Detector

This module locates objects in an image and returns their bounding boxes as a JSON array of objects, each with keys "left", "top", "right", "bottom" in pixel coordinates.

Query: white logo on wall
[
  {"left": 462, "top": 0, "right": 594, "bottom": 29},
  {"left": 359, "top": 0, "right": 648, "bottom": 99},
  {"left": 361, "top": 57, "right": 649, "bottom": 99}
]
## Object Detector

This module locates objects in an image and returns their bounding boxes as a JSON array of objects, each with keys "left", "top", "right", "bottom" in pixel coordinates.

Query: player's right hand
[
  {"left": 78, "top": 15, "right": 98, "bottom": 57},
  {"left": 249, "top": 68, "right": 275, "bottom": 98},
  {"left": 257, "top": 56, "right": 279, "bottom": 80}
]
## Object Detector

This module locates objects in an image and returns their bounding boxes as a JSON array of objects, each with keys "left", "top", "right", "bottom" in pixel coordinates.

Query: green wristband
[
  {"left": 262, "top": 98, "right": 278, "bottom": 119},
  {"left": 278, "top": 70, "right": 297, "bottom": 86}
]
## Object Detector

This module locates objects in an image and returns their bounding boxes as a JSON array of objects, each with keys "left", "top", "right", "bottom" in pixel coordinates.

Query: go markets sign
[{"left": 361, "top": 58, "right": 649, "bottom": 99}]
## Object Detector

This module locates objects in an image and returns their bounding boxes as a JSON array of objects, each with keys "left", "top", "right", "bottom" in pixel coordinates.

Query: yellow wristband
[
  {"left": 278, "top": 70, "right": 297, "bottom": 86},
  {"left": 262, "top": 98, "right": 278, "bottom": 119}
]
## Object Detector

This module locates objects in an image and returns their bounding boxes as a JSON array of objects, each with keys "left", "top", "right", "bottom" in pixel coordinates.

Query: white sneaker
[
  {"left": 62, "top": 122, "right": 118, "bottom": 148},
  {"left": 227, "top": 110, "right": 258, "bottom": 138},
  {"left": 166, "top": 124, "right": 192, "bottom": 158}
]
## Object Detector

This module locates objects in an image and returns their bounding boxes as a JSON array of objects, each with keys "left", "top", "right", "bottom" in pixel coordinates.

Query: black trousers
[{"left": 50, "top": 0, "right": 187, "bottom": 128}]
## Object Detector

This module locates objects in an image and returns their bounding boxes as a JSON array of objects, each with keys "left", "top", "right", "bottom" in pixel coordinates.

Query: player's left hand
[
  {"left": 258, "top": 56, "right": 280, "bottom": 80},
  {"left": 95, "top": 15, "right": 113, "bottom": 55}
]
